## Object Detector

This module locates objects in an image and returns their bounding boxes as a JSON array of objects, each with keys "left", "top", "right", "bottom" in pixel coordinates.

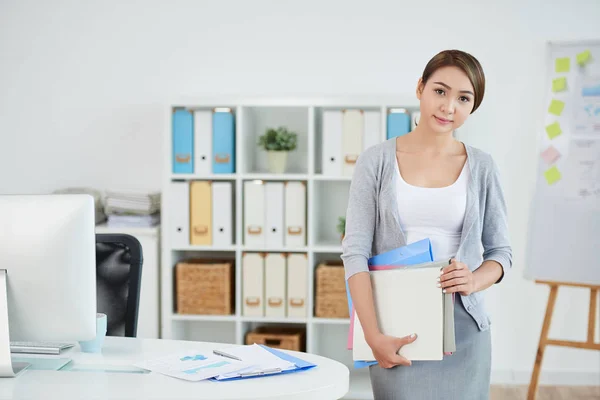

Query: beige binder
[
  {"left": 342, "top": 109, "right": 364, "bottom": 176},
  {"left": 264, "top": 253, "right": 286, "bottom": 318},
  {"left": 242, "top": 253, "right": 264, "bottom": 317},
  {"left": 286, "top": 253, "right": 307, "bottom": 318},
  {"left": 189, "top": 181, "right": 212, "bottom": 245},
  {"left": 284, "top": 182, "right": 306, "bottom": 248}
]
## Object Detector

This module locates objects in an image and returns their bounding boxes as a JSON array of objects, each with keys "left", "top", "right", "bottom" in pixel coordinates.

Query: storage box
[
  {"left": 315, "top": 262, "right": 349, "bottom": 318},
  {"left": 245, "top": 326, "right": 305, "bottom": 352},
  {"left": 175, "top": 260, "right": 234, "bottom": 315}
]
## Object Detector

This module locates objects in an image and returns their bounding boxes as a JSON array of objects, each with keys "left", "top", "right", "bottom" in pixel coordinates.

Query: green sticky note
[
  {"left": 552, "top": 77, "right": 567, "bottom": 92},
  {"left": 545, "top": 121, "right": 562, "bottom": 139},
  {"left": 555, "top": 57, "right": 570, "bottom": 73},
  {"left": 544, "top": 166, "right": 561, "bottom": 185},
  {"left": 576, "top": 50, "right": 591, "bottom": 66},
  {"left": 548, "top": 99, "right": 565, "bottom": 116}
]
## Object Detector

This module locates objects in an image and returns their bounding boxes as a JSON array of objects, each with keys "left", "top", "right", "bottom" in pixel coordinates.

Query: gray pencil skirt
[{"left": 369, "top": 296, "right": 492, "bottom": 400}]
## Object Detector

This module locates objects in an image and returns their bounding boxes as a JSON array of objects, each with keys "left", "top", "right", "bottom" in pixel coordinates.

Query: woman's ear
[{"left": 416, "top": 78, "right": 424, "bottom": 100}]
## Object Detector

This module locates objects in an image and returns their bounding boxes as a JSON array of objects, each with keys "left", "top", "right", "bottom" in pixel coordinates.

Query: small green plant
[
  {"left": 337, "top": 216, "right": 346, "bottom": 236},
  {"left": 258, "top": 126, "right": 298, "bottom": 151}
]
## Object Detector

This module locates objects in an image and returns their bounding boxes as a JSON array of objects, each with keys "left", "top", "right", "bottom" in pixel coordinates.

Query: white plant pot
[{"left": 267, "top": 151, "right": 288, "bottom": 174}]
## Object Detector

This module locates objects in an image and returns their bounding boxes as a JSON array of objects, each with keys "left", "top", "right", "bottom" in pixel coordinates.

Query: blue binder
[
  {"left": 386, "top": 110, "right": 411, "bottom": 139},
  {"left": 172, "top": 109, "right": 194, "bottom": 174},
  {"left": 212, "top": 110, "right": 235, "bottom": 174},
  {"left": 210, "top": 345, "right": 316, "bottom": 381}
]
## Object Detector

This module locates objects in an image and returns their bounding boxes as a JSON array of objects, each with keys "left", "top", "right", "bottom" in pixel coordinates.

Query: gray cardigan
[{"left": 341, "top": 138, "right": 512, "bottom": 332}]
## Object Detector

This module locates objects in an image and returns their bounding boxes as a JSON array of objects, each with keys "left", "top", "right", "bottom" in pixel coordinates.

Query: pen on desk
[{"left": 213, "top": 349, "right": 242, "bottom": 361}]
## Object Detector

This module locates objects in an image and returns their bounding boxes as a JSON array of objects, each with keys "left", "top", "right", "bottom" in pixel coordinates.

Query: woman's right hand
[{"left": 366, "top": 332, "right": 418, "bottom": 368}]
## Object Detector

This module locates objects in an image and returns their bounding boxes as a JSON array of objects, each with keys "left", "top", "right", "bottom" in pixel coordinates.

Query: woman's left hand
[{"left": 439, "top": 259, "right": 475, "bottom": 296}]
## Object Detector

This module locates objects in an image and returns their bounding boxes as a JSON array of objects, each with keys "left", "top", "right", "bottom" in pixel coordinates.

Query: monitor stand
[{"left": 0, "top": 270, "right": 30, "bottom": 378}]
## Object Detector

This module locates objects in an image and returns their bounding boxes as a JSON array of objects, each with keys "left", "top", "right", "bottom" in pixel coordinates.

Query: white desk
[{"left": 1, "top": 337, "right": 349, "bottom": 400}]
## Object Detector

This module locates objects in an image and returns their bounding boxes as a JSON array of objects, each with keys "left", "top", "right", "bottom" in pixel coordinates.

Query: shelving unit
[{"left": 161, "top": 96, "right": 419, "bottom": 399}]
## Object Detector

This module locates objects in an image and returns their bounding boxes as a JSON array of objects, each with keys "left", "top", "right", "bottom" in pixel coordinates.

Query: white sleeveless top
[{"left": 395, "top": 159, "right": 469, "bottom": 262}]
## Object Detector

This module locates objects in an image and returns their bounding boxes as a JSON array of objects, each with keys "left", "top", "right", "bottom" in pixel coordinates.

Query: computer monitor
[{"left": 0, "top": 194, "right": 97, "bottom": 377}]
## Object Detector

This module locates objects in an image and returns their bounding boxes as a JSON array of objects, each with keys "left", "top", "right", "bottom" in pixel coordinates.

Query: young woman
[{"left": 341, "top": 49, "right": 512, "bottom": 399}]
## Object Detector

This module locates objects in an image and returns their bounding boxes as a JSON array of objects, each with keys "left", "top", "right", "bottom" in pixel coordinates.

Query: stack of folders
[
  {"left": 346, "top": 239, "right": 456, "bottom": 368},
  {"left": 135, "top": 344, "right": 315, "bottom": 382}
]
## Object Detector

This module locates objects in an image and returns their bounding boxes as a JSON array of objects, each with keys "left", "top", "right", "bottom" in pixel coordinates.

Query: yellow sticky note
[
  {"left": 555, "top": 57, "right": 570, "bottom": 73},
  {"left": 576, "top": 50, "right": 591, "bottom": 66},
  {"left": 548, "top": 99, "right": 565, "bottom": 116},
  {"left": 552, "top": 77, "right": 567, "bottom": 92},
  {"left": 545, "top": 121, "right": 562, "bottom": 139},
  {"left": 544, "top": 166, "right": 561, "bottom": 185}
]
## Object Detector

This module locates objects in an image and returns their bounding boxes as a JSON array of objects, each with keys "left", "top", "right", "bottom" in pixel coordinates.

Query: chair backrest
[{"left": 95, "top": 233, "right": 143, "bottom": 337}]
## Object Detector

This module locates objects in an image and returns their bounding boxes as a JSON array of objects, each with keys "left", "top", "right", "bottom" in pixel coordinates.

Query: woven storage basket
[
  {"left": 175, "top": 260, "right": 234, "bottom": 315},
  {"left": 315, "top": 262, "right": 349, "bottom": 318},
  {"left": 245, "top": 326, "right": 305, "bottom": 352}
]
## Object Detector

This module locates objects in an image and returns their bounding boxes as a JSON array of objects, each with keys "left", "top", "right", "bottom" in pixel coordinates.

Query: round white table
[{"left": 0, "top": 337, "right": 349, "bottom": 400}]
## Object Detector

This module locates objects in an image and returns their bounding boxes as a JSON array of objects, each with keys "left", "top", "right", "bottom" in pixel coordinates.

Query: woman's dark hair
[{"left": 421, "top": 50, "right": 486, "bottom": 113}]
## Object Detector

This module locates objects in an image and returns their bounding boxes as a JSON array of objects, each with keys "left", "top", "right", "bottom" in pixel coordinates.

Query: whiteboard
[{"left": 524, "top": 40, "right": 600, "bottom": 285}]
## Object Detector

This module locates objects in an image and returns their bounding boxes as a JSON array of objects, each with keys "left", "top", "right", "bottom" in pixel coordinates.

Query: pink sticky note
[{"left": 541, "top": 145, "right": 561, "bottom": 164}]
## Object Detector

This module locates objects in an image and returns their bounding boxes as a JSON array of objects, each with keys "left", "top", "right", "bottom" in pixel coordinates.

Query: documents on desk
[{"left": 134, "top": 344, "right": 316, "bottom": 382}]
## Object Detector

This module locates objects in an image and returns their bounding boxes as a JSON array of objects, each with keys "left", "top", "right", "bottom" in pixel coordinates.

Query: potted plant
[
  {"left": 257, "top": 126, "right": 298, "bottom": 174},
  {"left": 337, "top": 216, "right": 346, "bottom": 242}
]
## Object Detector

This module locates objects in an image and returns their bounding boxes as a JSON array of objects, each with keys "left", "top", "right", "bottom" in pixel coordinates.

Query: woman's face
[{"left": 416, "top": 66, "right": 475, "bottom": 135}]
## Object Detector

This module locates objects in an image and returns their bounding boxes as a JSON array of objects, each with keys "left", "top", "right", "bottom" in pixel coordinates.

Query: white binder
[
  {"left": 169, "top": 182, "right": 189, "bottom": 248},
  {"left": 264, "top": 253, "right": 286, "bottom": 318},
  {"left": 353, "top": 267, "right": 443, "bottom": 361},
  {"left": 211, "top": 182, "right": 233, "bottom": 246},
  {"left": 284, "top": 182, "right": 306, "bottom": 248},
  {"left": 322, "top": 110, "right": 343, "bottom": 176},
  {"left": 244, "top": 181, "right": 265, "bottom": 247},
  {"left": 194, "top": 110, "right": 212, "bottom": 175},
  {"left": 242, "top": 253, "right": 264, "bottom": 317},
  {"left": 342, "top": 109, "right": 364, "bottom": 176},
  {"left": 411, "top": 111, "right": 420, "bottom": 131},
  {"left": 363, "top": 110, "right": 381, "bottom": 151},
  {"left": 286, "top": 253, "right": 307, "bottom": 318},
  {"left": 264, "top": 182, "right": 284, "bottom": 248}
]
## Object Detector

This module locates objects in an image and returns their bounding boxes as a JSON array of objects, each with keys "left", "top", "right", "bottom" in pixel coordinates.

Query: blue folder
[
  {"left": 386, "top": 110, "right": 411, "bottom": 139},
  {"left": 172, "top": 109, "right": 194, "bottom": 174},
  {"left": 212, "top": 111, "right": 235, "bottom": 174},
  {"left": 211, "top": 345, "right": 316, "bottom": 381}
]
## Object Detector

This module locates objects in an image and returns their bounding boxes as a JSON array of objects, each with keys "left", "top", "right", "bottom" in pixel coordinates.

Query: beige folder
[
  {"left": 286, "top": 253, "right": 307, "bottom": 318},
  {"left": 265, "top": 253, "right": 286, "bottom": 318},
  {"left": 342, "top": 109, "right": 364, "bottom": 176},
  {"left": 242, "top": 253, "right": 264, "bottom": 317},
  {"left": 190, "top": 181, "right": 212, "bottom": 245}
]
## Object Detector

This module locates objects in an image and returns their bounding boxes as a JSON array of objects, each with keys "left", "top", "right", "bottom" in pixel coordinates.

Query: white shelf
[
  {"left": 171, "top": 314, "right": 237, "bottom": 322},
  {"left": 242, "top": 173, "right": 309, "bottom": 181},
  {"left": 240, "top": 317, "right": 308, "bottom": 324},
  {"left": 241, "top": 246, "right": 308, "bottom": 253},
  {"left": 170, "top": 173, "right": 237, "bottom": 181},
  {"left": 313, "top": 245, "right": 343, "bottom": 253},
  {"left": 162, "top": 97, "right": 419, "bottom": 399},
  {"left": 312, "top": 317, "right": 350, "bottom": 325},
  {"left": 171, "top": 245, "right": 237, "bottom": 252}
]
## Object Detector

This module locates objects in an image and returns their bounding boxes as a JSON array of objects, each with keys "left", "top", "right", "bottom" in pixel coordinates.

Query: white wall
[{"left": 1, "top": 0, "right": 599, "bottom": 385}]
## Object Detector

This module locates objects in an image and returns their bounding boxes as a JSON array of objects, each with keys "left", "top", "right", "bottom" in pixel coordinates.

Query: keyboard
[{"left": 10, "top": 341, "right": 75, "bottom": 355}]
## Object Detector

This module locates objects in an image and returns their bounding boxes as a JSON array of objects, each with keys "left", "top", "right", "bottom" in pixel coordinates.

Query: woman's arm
[
  {"left": 341, "top": 148, "right": 416, "bottom": 368},
  {"left": 440, "top": 156, "right": 512, "bottom": 295},
  {"left": 480, "top": 157, "right": 512, "bottom": 283}
]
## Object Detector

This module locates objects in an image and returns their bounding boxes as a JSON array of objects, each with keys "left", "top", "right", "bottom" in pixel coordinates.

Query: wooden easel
[{"left": 527, "top": 280, "right": 600, "bottom": 400}]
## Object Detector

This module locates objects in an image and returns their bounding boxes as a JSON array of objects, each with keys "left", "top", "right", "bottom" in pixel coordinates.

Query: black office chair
[{"left": 95, "top": 233, "right": 143, "bottom": 338}]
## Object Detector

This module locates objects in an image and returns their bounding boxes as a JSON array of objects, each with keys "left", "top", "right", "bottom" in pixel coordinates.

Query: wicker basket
[
  {"left": 245, "top": 326, "right": 305, "bottom": 352},
  {"left": 175, "top": 260, "right": 234, "bottom": 315},
  {"left": 315, "top": 262, "right": 349, "bottom": 318}
]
